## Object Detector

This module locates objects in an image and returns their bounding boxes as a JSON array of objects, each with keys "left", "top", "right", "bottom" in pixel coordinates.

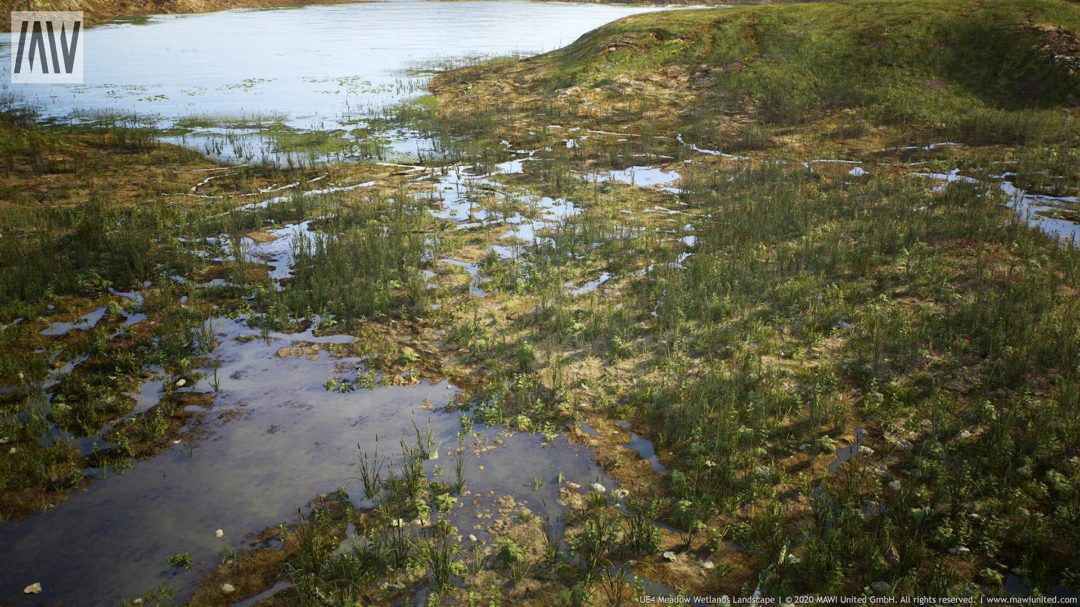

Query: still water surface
[{"left": 0, "top": 0, "right": 666, "bottom": 161}]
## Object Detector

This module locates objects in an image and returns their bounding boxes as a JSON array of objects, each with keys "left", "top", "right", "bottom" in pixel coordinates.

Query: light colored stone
[
  {"left": 590, "top": 483, "right": 606, "bottom": 493},
  {"left": 871, "top": 581, "right": 890, "bottom": 593},
  {"left": 175, "top": 378, "right": 187, "bottom": 387},
  {"left": 221, "top": 583, "right": 235, "bottom": 594},
  {"left": 215, "top": 529, "right": 224, "bottom": 538},
  {"left": 702, "top": 560, "right": 715, "bottom": 570},
  {"left": 662, "top": 551, "right": 678, "bottom": 562},
  {"left": 24, "top": 583, "right": 42, "bottom": 595}
]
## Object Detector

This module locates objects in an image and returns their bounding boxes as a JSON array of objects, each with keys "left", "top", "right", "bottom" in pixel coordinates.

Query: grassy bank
[{"left": 434, "top": 0, "right": 1080, "bottom": 156}]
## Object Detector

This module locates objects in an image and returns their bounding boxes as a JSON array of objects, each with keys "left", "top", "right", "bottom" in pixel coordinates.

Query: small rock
[
  {"left": 888, "top": 480, "right": 902, "bottom": 491},
  {"left": 858, "top": 445, "right": 874, "bottom": 456},
  {"left": 870, "top": 581, "right": 890, "bottom": 593},
  {"left": 956, "top": 430, "right": 972, "bottom": 440},
  {"left": 175, "top": 378, "right": 187, "bottom": 388},
  {"left": 215, "top": 529, "right": 224, "bottom": 538},
  {"left": 612, "top": 489, "right": 630, "bottom": 499},
  {"left": 468, "top": 534, "right": 478, "bottom": 542},
  {"left": 132, "top": 599, "right": 144, "bottom": 606},
  {"left": 221, "top": 583, "right": 235, "bottom": 595},
  {"left": 702, "top": 560, "right": 715, "bottom": 570},
  {"left": 949, "top": 545, "right": 971, "bottom": 556},
  {"left": 662, "top": 551, "right": 678, "bottom": 562},
  {"left": 894, "top": 439, "right": 913, "bottom": 450},
  {"left": 590, "top": 483, "right": 606, "bottom": 493},
  {"left": 24, "top": 583, "right": 42, "bottom": 595}
]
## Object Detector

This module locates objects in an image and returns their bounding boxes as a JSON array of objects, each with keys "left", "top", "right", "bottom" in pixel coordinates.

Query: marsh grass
[{"left": 5, "top": 0, "right": 1080, "bottom": 600}]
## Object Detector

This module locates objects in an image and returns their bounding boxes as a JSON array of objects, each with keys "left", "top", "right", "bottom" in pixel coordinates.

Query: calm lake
[{"left": 0, "top": 0, "right": 666, "bottom": 162}]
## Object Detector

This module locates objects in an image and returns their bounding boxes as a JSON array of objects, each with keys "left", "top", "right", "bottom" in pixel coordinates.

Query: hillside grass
[{"left": 435, "top": 0, "right": 1080, "bottom": 152}]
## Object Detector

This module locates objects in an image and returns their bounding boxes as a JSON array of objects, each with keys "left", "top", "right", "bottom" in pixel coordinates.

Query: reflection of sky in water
[{"left": 0, "top": 0, "right": 663, "bottom": 131}]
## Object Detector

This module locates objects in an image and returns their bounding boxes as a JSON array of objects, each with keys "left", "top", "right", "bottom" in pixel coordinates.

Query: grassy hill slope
[{"left": 435, "top": 0, "right": 1080, "bottom": 150}]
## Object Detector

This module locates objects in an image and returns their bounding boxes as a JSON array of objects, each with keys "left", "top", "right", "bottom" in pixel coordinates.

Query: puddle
[
  {"left": 915, "top": 170, "right": 1078, "bottom": 244},
  {"left": 234, "top": 180, "right": 376, "bottom": 212},
  {"left": 427, "top": 166, "right": 504, "bottom": 224},
  {"left": 447, "top": 429, "right": 614, "bottom": 543},
  {"left": 440, "top": 258, "right": 488, "bottom": 297},
  {"left": 583, "top": 166, "right": 682, "bottom": 188},
  {"left": 894, "top": 142, "right": 961, "bottom": 152},
  {"left": 40, "top": 307, "right": 108, "bottom": 337},
  {"left": 914, "top": 168, "right": 981, "bottom": 193},
  {"left": 1000, "top": 180, "right": 1079, "bottom": 244},
  {"left": 0, "top": 316, "right": 461, "bottom": 606},
  {"left": 226, "top": 220, "right": 320, "bottom": 288},
  {"left": 627, "top": 432, "right": 668, "bottom": 474},
  {"left": 676, "top": 134, "right": 750, "bottom": 161},
  {"left": 828, "top": 428, "right": 865, "bottom": 473},
  {"left": 564, "top": 272, "right": 612, "bottom": 297},
  {"left": 124, "top": 375, "right": 167, "bottom": 419},
  {"left": 429, "top": 161, "right": 583, "bottom": 258}
]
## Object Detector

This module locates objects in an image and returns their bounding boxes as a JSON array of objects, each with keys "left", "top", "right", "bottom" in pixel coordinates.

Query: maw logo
[{"left": 10, "top": 11, "right": 83, "bottom": 83}]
